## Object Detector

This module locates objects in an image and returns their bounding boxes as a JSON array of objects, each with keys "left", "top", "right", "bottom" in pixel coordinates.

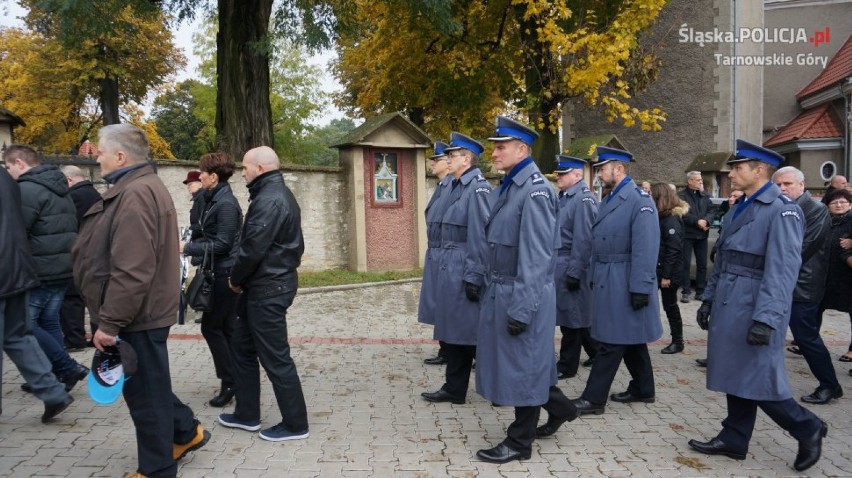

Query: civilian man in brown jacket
[{"left": 73, "top": 124, "right": 209, "bottom": 478}]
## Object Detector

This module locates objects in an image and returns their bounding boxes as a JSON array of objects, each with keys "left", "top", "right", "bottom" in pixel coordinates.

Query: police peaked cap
[
  {"left": 430, "top": 141, "right": 450, "bottom": 159},
  {"left": 593, "top": 146, "right": 634, "bottom": 167},
  {"left": 444, "top": 132, "right": 484, "bottom": 156},
  {"left": 729, "top": 139, "right": 784, "bottom": 167},
  {"left": 487, "top": 116, "right": 540, "bottom": 146},
  {"left": 554, "top": 155, "right": 587, "bottom": 173}
]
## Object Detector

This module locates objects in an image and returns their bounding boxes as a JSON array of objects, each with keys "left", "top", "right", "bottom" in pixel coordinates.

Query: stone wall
[{"left": 46, "top": 157, "right": 349, "bottom": 272}]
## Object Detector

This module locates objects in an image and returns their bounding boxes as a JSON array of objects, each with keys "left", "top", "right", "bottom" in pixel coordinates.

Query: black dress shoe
[
  {"left": 423, "top": 356, "right": 448, "bottom": 365},
  {"left": 571, "top": 398, "right": 605, "bottom": 415},
  {"left": 696, "top": 358, "right": 708, "bottom": 367},
  {"left": 421, "top": 389, "right": 464, "bottom": 404},
  {"left": 610, "top": 391, "right": 655, "bottom": 403},
  {"left": 476, "top": 443, "right": 530, "bottom": 463},
  {"left": 582, "top": 358, "right": 594, "bottom": 367},
  {"left": 58, "top": 364, "right": 89, "bottom": 392},
  {"left": 209, "top": 387, "right": 236, "bottom": 407},
  {"left": 687, "top": 437, "right": 746, "bottom": 460},
  {"left": 801, "top": 386, "right": 843, "bottom": 404},
  {"left": 42, "top": 396, "right": 74, "bottom": 423},
  {"left": 661, "top": 342, "right": 684, "bottom": 354},
  {"left": 557, "top": 371, "right": 576, "bottom": 380},
  {"left": 794, "top": 420, "right": 827, "bottom": 471},
  {"left": 536, "top": 401, "right": 579, "bottom": 438}
]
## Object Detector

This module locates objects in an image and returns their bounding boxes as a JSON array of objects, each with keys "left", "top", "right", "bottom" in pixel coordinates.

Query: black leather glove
[
  {"left": 630, "top": 293, "right": 649, "bottom": 310},
  {"left": 507, "top": 318, "right": 527, "bottom": 336},
  {"left": 746, "top": 321, "right": 773, "bottom": 346},
  {"left": 565, "top": 276, "right": 581, "bottom": 291},
  {"left": 464, "top": 281, "right": 481, "bottom": 302},
  {"left": 696, "top": 301, "right": 712, "bottom": 330}
]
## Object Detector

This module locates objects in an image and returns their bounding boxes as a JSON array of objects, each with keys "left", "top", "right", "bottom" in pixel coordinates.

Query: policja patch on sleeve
[
  {"left": 781, "top": 209, "right": 801, "bottom": 220},
  {"left": 640, "top": 206, "right": 654, "bottom": 213},
  {"left": 530, "top": 190, "right": 550, "bottom": 200}
]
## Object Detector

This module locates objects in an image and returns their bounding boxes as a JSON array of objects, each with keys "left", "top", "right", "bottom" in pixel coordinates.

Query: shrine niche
[{"left": 331, "top": 112, "right": 431, "bottom": 272}]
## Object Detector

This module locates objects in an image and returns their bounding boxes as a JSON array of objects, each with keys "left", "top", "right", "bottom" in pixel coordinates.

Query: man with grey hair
[
  {"left": 773, "top": 166, "right": 841, "bottom": 404},
  {"left": 59, "top": 165, "right": 101, "bottom": 349},
  {"left": 73, "top": 124, "right": 209, "bottom": 477},
  {"left": 678, "top": 171, "right": 713, "bottom": 303}
]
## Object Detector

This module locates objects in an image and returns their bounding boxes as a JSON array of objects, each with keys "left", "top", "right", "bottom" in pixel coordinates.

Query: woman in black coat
[
  {"left": 820, "top": 188, "right": 852, "bottom": 363},
  {"left": 651, "top": 183, "right": 687, "bottom": 354},
  {"left": 180, "top": 153, "right": 243, "bottom": 407}
]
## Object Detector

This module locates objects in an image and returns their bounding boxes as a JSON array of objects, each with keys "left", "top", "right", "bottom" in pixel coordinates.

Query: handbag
[{"left": 186, "top": 245, "right": 215, "bottom": 312}]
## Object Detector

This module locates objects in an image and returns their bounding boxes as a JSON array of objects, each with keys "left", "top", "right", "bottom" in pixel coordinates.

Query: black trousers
[
  {"left": 717, "top": 394, "right": 822, "bottom": 452},
  {"left": 790, "top": 302, "right": 840, "bottom": 391},
  {"left": 58, "top": 282, "right": 87, "bottom": 348},
  {"left": 505, "top": 386, "right": 574, "bottom": 453},
  {"left": 681, "top": 237, "right": 708, "bottom": 295},
  {"left": 581, "top": 342, "right": 655, "bottom": 404},
  {"left": 581, "top": 329, "right": 598, "bottom": 359},
  {"left": 121, "top": 327, "right": 198, "bottom": 478},
  {"left": 557, "top": 327, "right": 590, "bottom": 377},
  {"left": 231, "top": 285, "right": 308, "bottom": 432},
  {"left": 441, "top": 343, "right": 476, "bottom": 399},
  {"left": 201, "top": 273, "right": 238, "bottom": 389},
  {"left": 660, "top": 285, "right": 683, "bottom": 342},
  {"left": 438, "top": 341, "right": 449, "bottom": 358}
]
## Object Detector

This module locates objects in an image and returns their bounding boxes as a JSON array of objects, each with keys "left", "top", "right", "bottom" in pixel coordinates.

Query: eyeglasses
[{"left": 828, "top": 200, "right": 850, "bottom": 206}]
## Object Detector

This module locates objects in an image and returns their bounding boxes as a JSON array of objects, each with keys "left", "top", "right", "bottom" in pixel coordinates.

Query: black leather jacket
[
  {"left": 679, "top": 188, "right": 714, "bottom": 240},
  {"left": 0, "top": 168, "right": 40, "bottom": 298},
  {"left": 183, "top": 182, "right": 242, "bottom": 271},
  {"left": 230, "top": 171, "right": 304, "bottom": 295},
  {"left": 793, "top": 191, "right": 830, "bottom": 303}
]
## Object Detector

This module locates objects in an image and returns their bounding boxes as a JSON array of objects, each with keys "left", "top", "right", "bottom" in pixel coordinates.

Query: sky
[{"left": 0, "top": 3, "right": 348, "bottom": 126}]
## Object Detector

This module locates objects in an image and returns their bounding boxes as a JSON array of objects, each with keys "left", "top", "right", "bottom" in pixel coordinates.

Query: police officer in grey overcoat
[
  {"left": 418, "top": 142, "right": 453, "bottom": 366},
  {"left": 421, "top": 133, "right": 491, "bottom": 404},
  {"left": 570, "top": 146, "right": 662, "bottom": 416},
  {"left": 474, "top": 117, "right": 578, "bottom": 464},
  {"left": 688, "top": 141, "right": 827, "bottom": 472},
  {"left": 551, "top": 155, "right": 598, "bottom": 380}
]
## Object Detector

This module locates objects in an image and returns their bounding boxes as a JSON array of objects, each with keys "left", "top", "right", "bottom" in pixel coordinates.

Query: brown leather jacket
[{"left": 72, "top": 163, "right": 179, "bottom": 336}]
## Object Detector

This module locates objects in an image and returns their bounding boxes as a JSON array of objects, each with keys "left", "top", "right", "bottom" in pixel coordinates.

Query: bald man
[
  {"left": 218, "top": 146, "right": 310, "bottom": 442},
  {"left": 59, "top": 165, "right": 101, "bottom": 349},
  {"left": 821, "top": 175, "right": 848, "bottom": 205}
]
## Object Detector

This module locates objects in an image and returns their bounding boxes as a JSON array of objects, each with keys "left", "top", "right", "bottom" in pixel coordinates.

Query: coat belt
[{"left": 593, "top": 253, "right": 631, "bottom": 263}]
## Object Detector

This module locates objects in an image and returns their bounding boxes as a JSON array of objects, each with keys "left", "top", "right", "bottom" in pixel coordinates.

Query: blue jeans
[
  {"left": 28, "top": 284, "right": 79, "bottom": 377},
  {"left": 2, "top": 290, "right": 68, "bottom": 407}
]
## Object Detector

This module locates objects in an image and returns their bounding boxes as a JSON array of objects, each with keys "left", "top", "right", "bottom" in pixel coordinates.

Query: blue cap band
[{"left": 495, "top": 126, "right": 537, "bottom": 146}]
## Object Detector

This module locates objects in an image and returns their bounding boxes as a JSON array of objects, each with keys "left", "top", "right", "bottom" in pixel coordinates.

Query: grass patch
[{"left": 298, "top": 268, "right": 423, "bottom": 288}]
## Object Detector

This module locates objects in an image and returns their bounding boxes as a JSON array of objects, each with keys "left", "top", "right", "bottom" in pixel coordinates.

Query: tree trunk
[
  {"left": 216, "top": 0, "right": 274, "bottom": 162},
  {"left": 514, "top": 5, "right": 560, "bottom": 174},
  {"left": 99, "top": 77, "right": 121, "bottom": 125}
]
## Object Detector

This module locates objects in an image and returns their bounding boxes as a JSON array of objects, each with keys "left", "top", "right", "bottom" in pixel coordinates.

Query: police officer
[
  {"left": 688, "top": 140, "right": 826, "bottom": 472},
  {"left": 419, "top": 141, "right": 453, "bottom": 366},
  {"left": 421, "top": 133, "right": 491, "bottom": 404},
  {"left": 475, "top": 116, "right": 577, "bottom": 464},
  {"left": 551, "top": 155, "right": 598, "bottom": 380},
  {"left": 570, "top": 146, "right": 662, "bottom": 415}
]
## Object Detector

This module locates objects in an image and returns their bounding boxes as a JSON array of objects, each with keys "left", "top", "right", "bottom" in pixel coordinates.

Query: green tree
[
  {"left": 190, "top": 16, "right": 334, "bottom": 165},
  {"left": 333, "top": 0, "right": 667, "bottom": 172},
  {"left": 152, "top": 80, "right": 208, "bottom": 160},
  {"left": 21, "top": 0, "right": 185, "bottom": 125}
]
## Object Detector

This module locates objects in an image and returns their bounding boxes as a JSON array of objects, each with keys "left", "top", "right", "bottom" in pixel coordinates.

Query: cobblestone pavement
[{"left": 2, "top": 281, "right": 852, "bottom": 477}]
